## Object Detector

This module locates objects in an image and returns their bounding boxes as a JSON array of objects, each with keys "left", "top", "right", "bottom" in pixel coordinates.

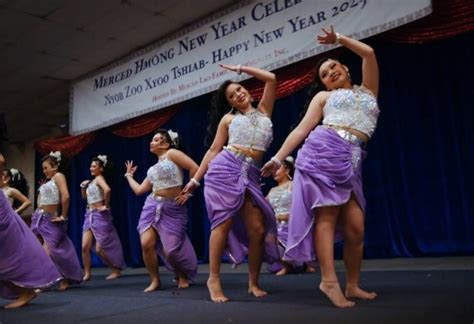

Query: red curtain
[
  {"left": 109, "top": 105, "right": 181, "bottom": 138},
  {"left": 34, "top": 0, "right": 473, "bottom": 156},
  {"left": 383, "top": 0, "right": 474, "bottom": 43}
]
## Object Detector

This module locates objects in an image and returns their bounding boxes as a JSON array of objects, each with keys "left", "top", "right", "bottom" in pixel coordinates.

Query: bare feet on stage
[
  {"left": 306, "top": 266, "right": 317, "bottom": 273},
  {"left": 105, "top": 270, "right": 122, "bottom": 280},
  {"left": 345, "top": 285, "right": 377, "bottom": 300},
  {"left": 143, "top": 280, "right": 160, "bottom": 293},
  {"left": 83, "top": 273, "right": 91, "bottom": 281},
  {"left": 319, "top": 281, "right": 355, "bottom": 308},
  {"left": 4, "top": 290, "right": 37, "bottom": 309},
  {"left": 58, "top": 280, "right": 69, "bottom": 291},
  {"left": 177, "top": 275, "right": 190, "bottom": 289},
  {"left": 248, "top": 285, "right": 268, "bottom": 298},
  {"left": 207, "top": 276, "right": 229, "bottom": 303},
  {"left": 275, "top": 266, "right": 288, "bottom": 276}
]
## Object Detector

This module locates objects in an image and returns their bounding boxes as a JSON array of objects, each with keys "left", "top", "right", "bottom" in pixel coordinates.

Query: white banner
[{"left": 70, "top": 0, "right": 432, "bottom": 135}]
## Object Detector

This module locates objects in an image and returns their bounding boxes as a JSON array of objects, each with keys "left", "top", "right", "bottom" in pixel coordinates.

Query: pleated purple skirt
[
  {"left": 31, "top": 209, "right": 83, "bottom": 283},
  {"left": 204, "top": 149, "right": 283, "bottom": 273},
  {"left": 83, "top": 209, "right": 126, "bottom": 270},
  {"left": 137, "top": 195, "right": 198, "bottom": 280},
  {"left": 276, "top": 221, "right": 304, "bottom": 271},
  {"left": 0, "top": 193, "right": 62, "bottom": 299},
  {"left": 284, "top": 126, "right": 367, "bottom": 263}
]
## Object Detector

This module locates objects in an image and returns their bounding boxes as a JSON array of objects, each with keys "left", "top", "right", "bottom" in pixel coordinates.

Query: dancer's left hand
[
  {"left": 219, "top": 63, "right": 239, "bottom": 73},
  {"left": 51, "top": 215, "right": 67, "bottom": 223},
  {"left": 261, "top": 160, "right": 279, "bottom": 177},
  {"left": 317, "top": 25, "right": 338, "bottom": 44},
  {"left": 175, "top": 193, "right": 192, "bottom": 205}
]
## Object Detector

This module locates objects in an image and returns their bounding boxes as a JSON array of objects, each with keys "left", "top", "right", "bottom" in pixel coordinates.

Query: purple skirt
[
  {"left": 31, "top": 209, "right": 83, "bottom": 283},
  {"left": 204, "top": 149, "right": 283, "bottom": 272},
  {"left": 83, "top": 209, "right": 126, "bottom": 270},
  {"left": 284, "top": 126, "right": 367, "bottom": 263},
  {"left": 0, "top": 193, "right": 62, "bottom": 299},
  {"left": 137, "top": 195, "right": 198, "bottom": 280}
]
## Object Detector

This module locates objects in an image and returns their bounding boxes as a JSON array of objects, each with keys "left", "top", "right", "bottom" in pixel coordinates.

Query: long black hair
[
  {"left": 205, "top": 80, "right": 238, "bottom": 146},
  {"left": 3, "top": 168, "right": 29, "bottom": 208}
]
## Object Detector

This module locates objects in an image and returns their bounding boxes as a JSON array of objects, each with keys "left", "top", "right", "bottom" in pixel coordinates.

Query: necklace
[{"left": 243, "top": 108, "right": 259, "bottom": 127}]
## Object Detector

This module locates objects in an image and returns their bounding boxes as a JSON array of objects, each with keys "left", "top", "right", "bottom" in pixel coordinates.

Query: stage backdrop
[
  {"left": 70, "top": 0, "right": 432, "bottom": 135},
  {"left": 36, "top": 31, "right": 474, "bottom": 267}
]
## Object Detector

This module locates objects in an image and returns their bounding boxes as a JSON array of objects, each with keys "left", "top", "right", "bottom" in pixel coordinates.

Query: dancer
[
  {"left": 81, "top": 155, "right": 126, "bottom": 281},
  {"left": 32, "top": 151, "right": 83, "bottom": 290},
  {"left": 1, "top": 168, "right": 31, "bottom": 214},
  {"left": 262, "top": 26, "right": 379, "bottom": 307},
  {"left": 125, "top": 129, "right": 198, "bottom": 292},
  {"left": 0, "top": 124, "right": 62, "bottom": 309},
  {"left": 266, "top": 156, "right": 316, "bottom": 275},
  {"left": 181, "top": 64, "right": 281, "bottom": 302}
]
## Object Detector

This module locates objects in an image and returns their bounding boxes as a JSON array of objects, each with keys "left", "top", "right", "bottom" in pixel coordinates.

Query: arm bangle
[
  {"left": 335, "top": 32, "right": 342, "bottom": 44},
  {"left": 271, "top": 156, "right": 282, "bottom": 167},
  {"left": 124, "top": 173, "right": 133, "bottom": 178},
  {"left": 190, "top": 178, "right": 201, "bottom": 187},
  {"left": 236, "top": 64, "right": 242, "bottom": 75}
]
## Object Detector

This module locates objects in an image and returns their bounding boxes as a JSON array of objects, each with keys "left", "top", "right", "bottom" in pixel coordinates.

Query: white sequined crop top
[
  {"left": 322, "top": 85, "right": 380, "bottom": 138},
  {"left": 146, "top": 155, "right": 183, "bottom": 192},
  {"left": 86, "top": 180, "right": 104, "bottom": 204},
  {"left": 228, "top": 108, "right": 273, "bottom": 151},
  {"left": 38, "top": 178, "right": 60, "bottom": 205},
  {"left": 267, "top": 184, "right": 292, "bottom": 216}
]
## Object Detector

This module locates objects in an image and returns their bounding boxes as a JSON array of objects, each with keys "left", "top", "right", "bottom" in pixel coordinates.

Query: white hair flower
[
  {"left": 49, "top": 151, "right": 62, "bottom": 162},
  {"left": 167, "top": 130, "right": 179, "bottom": 145},
  {"left": 97, "top": 155, "right": 108, "bottom": 166},
  {"left": 10, "top": 168, "right": 19, "bottom": 177},
  {"left": 284, "top": 156, "right": 295, "bottom": 165}
]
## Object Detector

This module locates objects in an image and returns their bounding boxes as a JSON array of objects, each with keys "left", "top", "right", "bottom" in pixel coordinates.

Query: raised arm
[
  {"left": 181, "top": 114, "right": 230, "bottom": 194},
  {"left": 95, "top": 175, "right": 111, "bottom": 208},
  {"left": 318, "top": 26, "right": 379, "bottom": 97},
  {"left": 219, "top": 63, "right": 277, "bottom": 116},
  {"left": 124, "top": 161, "right": 152, "bottom": 196},
  {"left": 261, "top": 91, "right": 327, "bottom": 176}
]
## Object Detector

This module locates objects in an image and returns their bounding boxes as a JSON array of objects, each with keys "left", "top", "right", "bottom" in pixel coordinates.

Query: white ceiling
[{"left": 0, "top": 0, "right": 240, "bottom": 143}]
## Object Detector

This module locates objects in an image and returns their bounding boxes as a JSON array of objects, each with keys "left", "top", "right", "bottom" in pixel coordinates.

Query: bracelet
[
  {"left": 236, "top": 64, "right": 242, "bottom": 75},
  {"left": 271, "top": 156, "right": 282, "bottom": 167},
  {"left": 335, "top": 32, "right": 342, "bottom": 44},
  {"left": 124, "top": 173, "right": 133, "bottom": 178},
  {"left": 190, "top": 178, "right": 201, "bottom": 187}
]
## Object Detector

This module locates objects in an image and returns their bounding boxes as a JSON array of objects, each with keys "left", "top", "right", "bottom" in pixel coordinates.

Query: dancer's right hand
[
  {"left": 80, "top": 180, "right": 90, "bottom": 188},
  {"left": 260, "top": 160, "right": 279, "bottom": 177},
  {"left": 124, "top": 160, "right": 137, "bottom": 176},
  {"left": 181, "top": 180, "right": 197, "bottom": 195}
]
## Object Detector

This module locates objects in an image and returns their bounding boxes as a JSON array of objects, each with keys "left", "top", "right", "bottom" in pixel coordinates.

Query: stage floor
[{"left": 1, "top": 257, "right": 473, "bottom": 324}]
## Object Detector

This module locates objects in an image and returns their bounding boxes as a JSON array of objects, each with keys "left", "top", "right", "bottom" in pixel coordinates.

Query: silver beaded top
[
  {"left": 38, "top": 178, "right": 60, "bottom": 205},
  {"left": 267, "top": 183, "right": 292, "bottom": 216},
  {"left": 86, "top": 179, "right": 104, "bottom": 204},
  {"left": 322, "top": 85, "right": 380, "bottom": 138},
  {"left": 146, "top": 155, "right": 183, "bottom": 192},
  {"left": 228, "top": 108, "right": 273, "bottom": 151}
]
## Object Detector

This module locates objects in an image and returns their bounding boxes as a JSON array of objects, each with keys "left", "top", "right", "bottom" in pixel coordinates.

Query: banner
[{"left": 70, "top": 0, "right": 432, "bottom": 135}]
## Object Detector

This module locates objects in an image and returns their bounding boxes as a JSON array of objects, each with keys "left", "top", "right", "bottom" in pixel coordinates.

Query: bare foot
[
  {"left": 143, "top": 280, "right": 160, "bottom": 293},
  {"left": 83, "top": 273, "right": 91, "bottom": 281},
  {"left": 345, "top": 285, "right": 377, "bottom": 300},
  {"left": 177, "top": 276, "right": 190, "bottom": 289},
  {"left": 275, "top": 267, "right": 288, "bottom": 276},
  {"left": 306, "top": 266, "right": 317, "bottom": 273},
  {"left": 248, "top": 285, "right": 268, "bottom": 298},
  {"left": 4, "top": 290, "right": 37, "bottom": 309},
  {"left": 105, "top": 270, "right": 121, "bottom": 280},
  {"left": 207, "top": 277, "right": 229, "bottom": 303},
  {"left": 58, "top": 280, "right": 69, "bottom": 291},
  {"left": 319, "top": 281, "right": 355, "bottom": 308}
]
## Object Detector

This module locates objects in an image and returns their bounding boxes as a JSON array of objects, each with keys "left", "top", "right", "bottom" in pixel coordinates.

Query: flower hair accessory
[
  {"left": 97, "top": 155, "right": 108, "bottom": 166},
  {"left": 10, "top": 168, "right": 20, "bottom": 180},
  {"left": 284, "top": 156, "right": 295, "bottom": 165},
  {"left": 167, "top": 130, "right": 179, "bottom": 146},
  {"left": 49, "top": 151, "right": 62, "bottom": 162}
]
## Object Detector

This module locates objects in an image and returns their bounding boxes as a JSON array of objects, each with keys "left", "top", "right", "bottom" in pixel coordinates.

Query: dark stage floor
[{"left": 1, "top": 257, "right": 473, "bottom": 324}]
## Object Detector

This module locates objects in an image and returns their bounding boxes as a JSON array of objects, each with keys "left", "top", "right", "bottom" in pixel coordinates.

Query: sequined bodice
[
  {"left": 86, "top": 180, "right": 104, "bottom": 204},
  {"left": 322, "top": 85, "right": 379, "bottom": 138},
  {"left": 228, "top": 109, "right": 273, "bottom": 151},
  {"left": 268, "top": 183, "right": 292, "bottom": 216},
  {"left": 39, "top": 178, "right": 60, "bottom": 205},
  {"left": 146, "top": 156, "right": 183, "bottom": 192}
]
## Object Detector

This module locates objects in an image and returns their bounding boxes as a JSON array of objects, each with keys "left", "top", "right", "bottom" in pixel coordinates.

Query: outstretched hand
[
  {"left": 317, "top": 25, "right": 338, "bottom": 44},
  {"left": 125, "top": 160, "right": 137, "bottom": 176},
  {"left": 219, "top": 63, "right": 239, "bottom": 73},
  {"left": 260, "top": 160, "right": 279, "bottom": 177}
]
